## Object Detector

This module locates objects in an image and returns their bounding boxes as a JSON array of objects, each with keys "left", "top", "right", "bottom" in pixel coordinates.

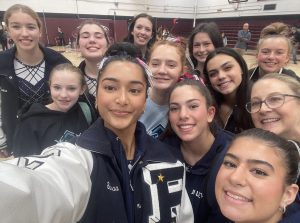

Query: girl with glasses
[{"left": 248, "top": 73, "right": 300, "bottom": 142}]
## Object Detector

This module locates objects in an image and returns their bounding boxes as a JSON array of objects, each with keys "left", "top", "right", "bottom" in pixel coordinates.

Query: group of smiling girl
[{"left": 0, "top": 3, "right": 300, "bottom": 223}]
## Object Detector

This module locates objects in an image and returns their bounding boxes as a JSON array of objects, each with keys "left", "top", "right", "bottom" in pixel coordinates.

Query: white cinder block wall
[{"left": 0, "top": 0, "right": 299, "bottom": 19}]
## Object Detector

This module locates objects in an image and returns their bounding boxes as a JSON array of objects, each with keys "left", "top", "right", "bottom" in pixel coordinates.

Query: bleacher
[
  {"left": 218, "top": 23, "right": 262, "bottom": 50},
  {"left": 215, "top": 18, "right": 300, "bottom": 54},
  {"left": 170, "top": 16, "right": 299, "bottom": 56}
]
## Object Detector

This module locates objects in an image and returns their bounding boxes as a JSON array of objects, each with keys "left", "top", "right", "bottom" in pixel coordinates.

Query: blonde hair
[
  {"left": 257, "top": 22, "right": 292, "bottom": 54},
  {"left": 49, "top": 63, "right": 86, "bottom": 87},
  {"left": 260, "top": 22, "right": 290, "bottom": 38},
  {"left": 257, "top": 35, "right": 292, "bottom": 55},
  {"left": 4, "top": 4, "right": 42, "bottom": 30},
  {"left": 257, "top": 73, "right": 300, "bottom": 96}
]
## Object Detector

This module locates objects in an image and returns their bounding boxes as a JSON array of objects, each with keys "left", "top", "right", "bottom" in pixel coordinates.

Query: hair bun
[{"left": 105, "top": 42, "right": 141, "bottom": 58}]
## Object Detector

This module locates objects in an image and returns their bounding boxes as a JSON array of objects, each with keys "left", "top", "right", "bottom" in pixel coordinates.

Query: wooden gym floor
[{"left": 52, "top": 46, "right": 300, "bottom": 76}]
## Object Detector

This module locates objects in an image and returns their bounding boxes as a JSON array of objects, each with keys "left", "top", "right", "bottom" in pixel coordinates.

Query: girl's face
[
  {"left": 7, "top": 11, "right": 41, "bottom": 52},
  {"left": 192, "top": 32, "right": 215, "bottom": 65},
  {"left": 149, "top": 44, "right": 183, "bottom": 92},
  {"left": 257, "top": 37, "right": 290, "bottom": 75},
  {"left": 79, "top": 24, "right": 108, "bottom": 62},
  {"left": 97, "top": 61, "right": 147, "bottom": 135},
  {"left": 169, "top": 85, "right": 215, "bottom": 142},
  {"left": 215, "top": 137, "right": 296, "bottom": 223},
  {"left": 49, "top": 71, "right": 85, "bottom": 112},
  {"left": 131, "top": 17, "right": 153, "bottom": 48},
  {"left": 206, "top": 54, "right": 243, "bottom": 97},
  {"left": 250, "top": 79, "right": 300, "bottom": 140}
]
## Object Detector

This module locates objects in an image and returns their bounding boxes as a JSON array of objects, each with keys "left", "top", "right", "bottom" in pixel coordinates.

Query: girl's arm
[{"left": 0, "top": 142, "right": 93, "bottom": 223}]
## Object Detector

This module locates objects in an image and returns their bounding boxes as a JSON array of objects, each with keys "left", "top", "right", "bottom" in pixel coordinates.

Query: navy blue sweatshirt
[{"left": 162, "top": 128, "right": 233, "bottom": 223}]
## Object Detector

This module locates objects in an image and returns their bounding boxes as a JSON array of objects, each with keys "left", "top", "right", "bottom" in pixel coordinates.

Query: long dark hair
[
  {"left": 160, "top": 79, "right": 218, "bottom": 140},
  {"left": 188, "top": 22, "right": 223, "bottom": 68},
  {"left": 97, "top": 42, "right": 150, "bottom": 94},
  {"left": 123, "top": 13, "right": 156, "bottom": 49},
  {"left": 233, "top": 128, "right": 299, "bottom": 185},
  {"left": 203, "top": 47, "right": 253, "bottom": 131}
]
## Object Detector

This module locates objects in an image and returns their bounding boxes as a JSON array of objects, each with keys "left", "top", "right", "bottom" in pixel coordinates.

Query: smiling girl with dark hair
[{"left": 203, "top": 47, "right": 253, "bottom": 133}]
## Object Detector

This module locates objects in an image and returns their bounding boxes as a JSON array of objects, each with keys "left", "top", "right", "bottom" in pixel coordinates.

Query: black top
[
  {"left": 78, "top": 60, "right": 99, "bottom": 121},
  {"left": 13, "top": 103, "right": 89, "bottom": 156},
  {"left": 249, "top": 66, "right": 300, "bottom": 82},
  {"left": 161, "top": 128, "right": 233, "bottom": 223},
  {"left": 0, "top": 46, "right": 70, "bottom": 150},
  {"left": 12, "top": 102, "right": 89, "bottom": 156}
]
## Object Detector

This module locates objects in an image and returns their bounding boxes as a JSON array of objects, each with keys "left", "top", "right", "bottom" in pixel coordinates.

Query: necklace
[
  {"left": 220, "top": 104, "right": 233, "bottom": 129},
  {"left": 223, "top": 109, "right": 233, "bottom": 128}
]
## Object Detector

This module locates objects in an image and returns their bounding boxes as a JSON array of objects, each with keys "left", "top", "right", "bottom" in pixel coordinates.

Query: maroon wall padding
[
  {"left": 37, "top": 14, "right": 299, "bottom": 52},
  {"left": 197, "top": 16, "right": 300, "bottom": 50},
  {"left": 40, "top": 17, "right": 129, "bottom": 46}
]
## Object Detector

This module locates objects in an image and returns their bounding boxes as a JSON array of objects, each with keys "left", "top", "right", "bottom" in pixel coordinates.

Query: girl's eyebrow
[
  {"left": 130, "top": 81, "right": 145, "bottom": 86},
  {"left": 247, "top": 159, "right": 274, "bottom": 171},
  {"left": 80, "top": 31, "right": 104, "bottom": 35},
  {"left": 220, "top": 61, "right": 232, "bottom": 68},
  {"left": 225, "top": 152, "right": 275, "bottom": 171},
  {"left": 170, "top": 99, "right": 200, "bottom": 104},
  {"left": 10, "top": 22, "right": 37, "bottom": 26},
  {"left": 101, "top": 77, "right": 118, "bottom": 82},
  {"left": 101, "top": 77, "right": 145, "bottom": 86},
  {"left": 208, "top": 61, "right": 232, "bottom": 72}
]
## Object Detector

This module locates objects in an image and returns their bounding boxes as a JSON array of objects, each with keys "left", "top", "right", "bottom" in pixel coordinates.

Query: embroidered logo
[
  {"left": 191, "top": 189, "right": 204, "bottom": 199},
  {"left": 107, "top": 181, "right": 119, "bottom": 192}
]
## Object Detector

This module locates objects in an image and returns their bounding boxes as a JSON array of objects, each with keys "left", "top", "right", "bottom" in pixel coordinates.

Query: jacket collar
[
  {"left": 76, "top": 118, "right": 113, "bottom": 157},
  {"left": 76, "top": 118, "right": 177, "bottom": 163},
  {"left": 2, "top": 45, "right": 60, "bottom": 68},
  {"left": 189, "top": 129, "right": 231, "bottom": 175},
  {"left": 249, "top": 66, "right": 283, "bottom": 81},
  {"left": 170, "top": 128, "right": 233, "bottom": 175}
]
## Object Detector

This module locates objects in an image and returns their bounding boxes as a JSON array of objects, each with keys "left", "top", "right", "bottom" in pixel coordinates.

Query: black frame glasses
[{"left": 245, "top": 93, "right": 300, "bottom": 114}]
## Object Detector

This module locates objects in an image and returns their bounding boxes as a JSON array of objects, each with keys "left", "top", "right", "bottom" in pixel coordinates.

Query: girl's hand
[{"left": 0, "top": 149, "right": 13, "bottom": 160}]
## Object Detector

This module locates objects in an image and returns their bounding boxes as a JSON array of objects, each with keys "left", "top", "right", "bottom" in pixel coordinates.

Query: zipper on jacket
[{"left": 129, "top": 155, "right": 141, "bottom": 191}]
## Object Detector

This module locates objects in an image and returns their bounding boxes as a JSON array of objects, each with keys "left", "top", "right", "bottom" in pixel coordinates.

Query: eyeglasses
[{"left": 245, "top": 93, "right": 300, "bottom": 113}]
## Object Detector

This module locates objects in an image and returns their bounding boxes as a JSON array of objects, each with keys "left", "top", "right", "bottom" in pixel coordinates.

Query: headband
[{"left": 98, "top": 55, "right": 153, "bottom": 87}]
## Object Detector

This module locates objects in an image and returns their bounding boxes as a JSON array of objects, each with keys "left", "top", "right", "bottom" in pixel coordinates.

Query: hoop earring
[{"left": 279, "top": 205, "right": 286, "bottom": 214}]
